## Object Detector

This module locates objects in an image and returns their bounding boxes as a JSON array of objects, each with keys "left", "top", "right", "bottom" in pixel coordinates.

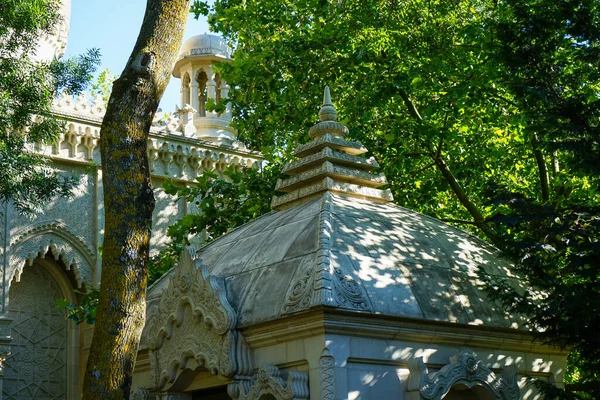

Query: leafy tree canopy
[{"left": 0, "top": 0, "right": 99, "bottom": 215}]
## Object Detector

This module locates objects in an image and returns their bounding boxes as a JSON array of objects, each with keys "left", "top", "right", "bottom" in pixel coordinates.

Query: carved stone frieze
[
  {"left": 145, "top": 248, "right": 253, "bottom": 390},
  {"left": 8, "top": 221, "right": 96, "bottom": 292},
  {"left": 47, "top": 95, "right": 262, "bottom": 182},
  {"left": 275, "top": 161, "right": 387, "bottom": 193},
  {"left": 407, "top": 348, "right": 520, "bottom": 400},
  {"left": 319, "top": 348, "right": 335, "bottom": 400},
  {"left": 282, "top": 147, "right": 379, "bottom": 176},
  {"left": 228, "top": 364, "right": 309, "bottom": 400}
]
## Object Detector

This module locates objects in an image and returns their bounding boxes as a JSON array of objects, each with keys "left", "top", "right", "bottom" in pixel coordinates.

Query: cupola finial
[
  {"left": 272, "top": 86, "right": 394, "bottom": 210},
  {"left": 309, "top": 86, "right": 348, "bottom": 139},
  {"left": 319, "top": 86, "right": 337, "bottom": 122}
]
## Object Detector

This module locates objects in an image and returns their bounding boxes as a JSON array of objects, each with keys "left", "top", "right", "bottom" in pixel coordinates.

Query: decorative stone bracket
[
  {"left": 227, "top": 364, "right": 309, "bottom": 400},
  {"left": 145, "top": 248, "right": 254, "bottom": 391},
  {"left": 407, "top": 349, "right": 520, "bottom": 400}
]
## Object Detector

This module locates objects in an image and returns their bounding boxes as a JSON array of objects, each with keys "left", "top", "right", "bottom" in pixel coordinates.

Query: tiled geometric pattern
[{"left": 3, "top": 266, "right": 67, "bottom": 400}]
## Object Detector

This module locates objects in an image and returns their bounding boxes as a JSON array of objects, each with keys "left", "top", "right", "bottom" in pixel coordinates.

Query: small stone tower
[
  {"left": 172, "top": 34, "right": 236, "bottom": 144},
  {"left": 35, "top": 0, "right": 71, "bottom": 62}
]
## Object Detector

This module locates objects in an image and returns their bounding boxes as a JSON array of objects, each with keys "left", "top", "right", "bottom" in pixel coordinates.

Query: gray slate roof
[{"left": 148, "top": 192, "right": 521, "bottom": 330}]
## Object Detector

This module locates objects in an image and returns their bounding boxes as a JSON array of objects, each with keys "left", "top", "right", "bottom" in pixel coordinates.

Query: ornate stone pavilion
[
  {"left": 130, "top": 89, "right": 568, "bottom": 400},
  {"left": 0, "top": 17, "right": 261, "bottom": 400}
]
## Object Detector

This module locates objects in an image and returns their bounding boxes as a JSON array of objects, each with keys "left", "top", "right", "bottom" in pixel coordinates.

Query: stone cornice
[{"left": 240, "top": 307, "right": 568, "bottom": 356}]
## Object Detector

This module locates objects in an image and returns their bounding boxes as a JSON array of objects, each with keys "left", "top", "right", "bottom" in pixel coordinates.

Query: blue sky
[{"left": 65, "top": 0, "right": 211, "bottom": 112}]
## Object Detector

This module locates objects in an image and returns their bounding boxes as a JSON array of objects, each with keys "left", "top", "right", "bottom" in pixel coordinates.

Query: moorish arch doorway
[{"left": 3, "top": 255, "right": 82, "bottom": 400}]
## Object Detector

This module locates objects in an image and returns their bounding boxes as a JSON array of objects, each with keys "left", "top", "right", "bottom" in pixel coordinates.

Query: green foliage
[
  {"left": 190, "top": 0, "right": 210, "bottom": 19},
  {"left": 148, "top": 163, "right": 280, "bottom": 285},
  {"left": 90, "top": 68, "right": 118, "bottom": 103},
  {"left": 56, "top": 288, "right": 100, "bottom": 325},
  {"left": 0, "top": 0, "right": 99, "bottom": 216},
  {"left": 208, "top": 0, "right": 546, "bottom": 243}
]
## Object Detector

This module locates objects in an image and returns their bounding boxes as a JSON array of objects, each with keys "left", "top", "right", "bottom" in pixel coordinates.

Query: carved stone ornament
[
  {"left": 132, "top": 387, "right": 153, "bottom": 400},
  {"left": 227, "top": 364, "right": 309, "bottom": 400},
  {"left": 283, "top": 193, "right": 372, "bottom": 314},
  {"left": 145, "top": 248, "right": 254, "bottom": 390},
  {"left": 319, "top": 348, "right": 336, "bottom": 400},
  {"left": 8, "top": 221, "right": 96, "bottom": 292},
  {"left": 406, "top": 349, "right": 520, "bottom": 400}
]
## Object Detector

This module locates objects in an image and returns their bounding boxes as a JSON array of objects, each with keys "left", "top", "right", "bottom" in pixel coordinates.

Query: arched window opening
[
  {"left": 197, "top": 70, "right": 208, "bottom": 117},
  {"left": 182, "top": 72, "right": 191, "bottom": 106},
  {"left": 442, "top": 384, "right": 495, "bottom": 400}
]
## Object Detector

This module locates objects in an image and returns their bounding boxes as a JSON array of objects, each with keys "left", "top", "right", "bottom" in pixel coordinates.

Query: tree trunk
[
  {"left": 83, "top": 1, "right": 190, "bottom": 398},
  {"left": 432, "top": 155, "right": 506, "bottom": 249},
  {"left": 398, "top": 87, "right": 505, "bottom": 249}
]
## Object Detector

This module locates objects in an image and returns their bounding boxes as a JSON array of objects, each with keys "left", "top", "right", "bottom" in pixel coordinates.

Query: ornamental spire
[{"left": 272, "top": 87, "right": 393, "bottom": 210}]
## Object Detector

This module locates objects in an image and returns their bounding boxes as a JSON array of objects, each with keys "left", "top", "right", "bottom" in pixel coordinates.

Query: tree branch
[{"left": 398, "top": 88, "right": 423, "bottom": 121}]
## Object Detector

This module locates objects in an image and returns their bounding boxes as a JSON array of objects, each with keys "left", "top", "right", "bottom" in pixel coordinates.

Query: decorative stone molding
[
  {"left": 145, "top": 248, "right": 254, "bottom": 390},
  {"left": 406, "top": 349, "right": 520, "bottom": 400},
  {"left": 228, "top": 364, "right": 309, "bottom": 400},
  {"left": 132, "top": 387, "right": 153, "bottom": 400},
  {"left": 319, "top": 348, "right": 336, "bottom": 400},
  {"left": 8, "top": 221, "right": 96, "bottom": 292}
]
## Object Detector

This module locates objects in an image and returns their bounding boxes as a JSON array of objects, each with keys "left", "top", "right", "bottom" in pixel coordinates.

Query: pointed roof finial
[
  {"left": 318, "top": 86, "right": 338, "bottom": 122},
  {"left": 271, "top": 85, "right": 394, "bottom": 210},
  {"left": 309, "top": 86, "right": 348, "bottom": 139}
]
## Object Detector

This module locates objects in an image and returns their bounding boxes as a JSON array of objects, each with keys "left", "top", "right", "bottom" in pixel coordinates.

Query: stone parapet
[{"left": 48, "top": 92, "right": 262, "bottom": 182}]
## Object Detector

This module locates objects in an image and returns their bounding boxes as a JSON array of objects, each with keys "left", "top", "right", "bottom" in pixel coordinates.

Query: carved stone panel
[
  {"left": 319, "top": 348, "right": 335, "bottom": 400},
  {"left": 407, "top": 349, "right": 520, "bottom": 400},
  {"left": 228, "top": 364, "right": 309, "bottom": 400},
  {"left": 3, "top": 265, "right": 67, "bottom": 400},
  {"left": 145, "top": 249, "right": 254, "bottom": 390}
]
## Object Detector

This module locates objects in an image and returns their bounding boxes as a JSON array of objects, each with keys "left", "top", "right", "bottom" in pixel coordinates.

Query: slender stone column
[
  {"left": 190, "top": 82, "right": 199, "bottom": 117},
  {"left": 207, "top": 80, "right": 216, "bottom": 117}
]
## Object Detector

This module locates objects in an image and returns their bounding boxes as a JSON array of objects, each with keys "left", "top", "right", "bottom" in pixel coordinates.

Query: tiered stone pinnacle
[{"left": 272, "top": 86, "right": 394, "bottom": 210}]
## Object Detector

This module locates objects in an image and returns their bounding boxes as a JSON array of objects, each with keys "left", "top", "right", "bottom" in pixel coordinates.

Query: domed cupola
[{"left": 172, "top": 34, "right": 236, "bottom": 144}]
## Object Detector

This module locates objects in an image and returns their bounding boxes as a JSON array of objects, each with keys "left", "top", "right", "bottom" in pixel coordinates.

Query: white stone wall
[{"left": 241, "top": 330, "right": 566, "bottom": 400}]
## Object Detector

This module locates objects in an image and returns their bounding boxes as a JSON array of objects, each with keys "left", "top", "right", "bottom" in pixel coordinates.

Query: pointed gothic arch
[
  {"left": 144, "top": 249, "right": 254, "bottom": 392},
  {"left": 214, "top": 72, "right": 222, "bottom": 104},
  {"left": 407, "top": 349, "right": 520, "bottom": 400},
  {"left": 182, "top": 72, "right": 191, "bottom": 106}
]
